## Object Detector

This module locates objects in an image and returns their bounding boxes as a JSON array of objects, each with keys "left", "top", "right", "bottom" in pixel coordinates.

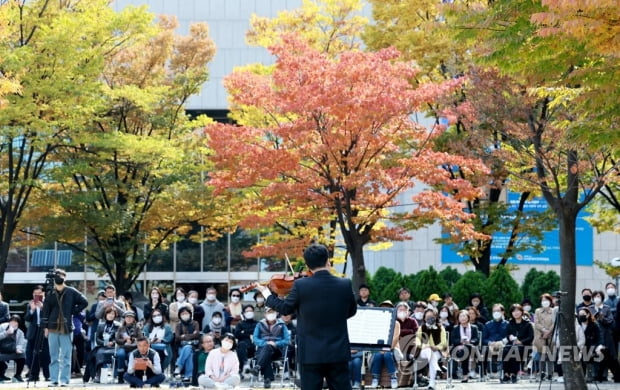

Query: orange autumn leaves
[{"left": 205, "top": 36, "right": 489, "bottom": 249}]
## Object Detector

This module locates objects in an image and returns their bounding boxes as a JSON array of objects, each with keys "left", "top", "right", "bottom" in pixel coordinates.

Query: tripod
[{"left": 26, "top": 321, "right": 49, "bottom": 387}]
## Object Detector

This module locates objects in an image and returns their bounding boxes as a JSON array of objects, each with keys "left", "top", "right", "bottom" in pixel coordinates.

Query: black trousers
[
  {"left": 301, "top": 361, "right": 351, "bottom": 390},
  {"left": 256, "top": 345, "right": 282, "bottom": 381}
]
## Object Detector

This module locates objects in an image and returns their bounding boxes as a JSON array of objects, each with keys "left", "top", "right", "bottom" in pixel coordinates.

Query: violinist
[{"left": 254, "top": 244, "right": 357, "bottom": 390}]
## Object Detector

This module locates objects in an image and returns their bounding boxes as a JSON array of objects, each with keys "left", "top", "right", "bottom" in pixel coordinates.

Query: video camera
[
  {"left": 44, "top": 269, "right": 57, "bottom": 295},
  {"left": 552, "top": 291, "right": 568, "bottom": 299}
]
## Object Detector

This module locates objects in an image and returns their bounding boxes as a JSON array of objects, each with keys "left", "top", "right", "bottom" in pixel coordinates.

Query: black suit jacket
[{"left": 265, "top": 270, "right": 357, "bottom": 365}]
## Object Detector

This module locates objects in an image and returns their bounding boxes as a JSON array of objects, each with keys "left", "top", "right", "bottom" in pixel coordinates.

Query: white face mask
[
  {"left": 593, "top": 297, "right": 602, "bottom": 305},
  {"left": 188, "top": 297, "right": 198, "bottom": 305},
  {"left": 244, "top": 312, "right": 254, "bottom": 320},
  {"left": 221, "top": 340, "right": 233, "bottom": 351},
  {"left": 523, "top": 305, "right": 532, "bottom": 313},
  {"left": 256, "top": 297, "right": 265, "bottom": 304},
  {"left": 414, "top": 312, "right": 424, "bottom": 321},
  {"left": 152, "top": 315, "right": 163, "bottom": 324},
  {"left": 206, "top": 294, "right": 216, "bottom": 302},
  {"left": 439, "top": 311, "right": 449, "bottom": 319},
  {"left": 266, "top": 313, "right": 277, "bottom": 322},
  {"left": 231, "top": 296, "right": 240, "bottom": 303},
  {"left": 541, "top": 300, "right": 551, "bottom": 308},
  {"left": 397, "top": 311, "right": 408, "bottom": 320},
  {"left": 492, "top": 311, "right": 503, "bottom": 321},
  {"left": 212, "top": 317, "right": 222, "bottom": 325},
  {"left": 292, "top": 319, "right": 297, "bottom": 327},
  {"left": 431, "top": 301, "right": 439, "bottom": 307},
  {"left": 607, "top": 288, "right": 616, "bottom": 297},
  {"left": 176, "top": 295, "right": 185, "bottom": 303},
  {"left": 180, "top": 314, "right": 191, "bottom": 322}
]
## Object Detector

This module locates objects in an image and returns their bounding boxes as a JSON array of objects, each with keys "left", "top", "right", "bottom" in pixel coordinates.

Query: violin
[{"left": 240, "top": 271, "right": 312, "bottom": 296}]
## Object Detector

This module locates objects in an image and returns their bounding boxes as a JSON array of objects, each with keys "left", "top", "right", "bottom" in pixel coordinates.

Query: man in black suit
[
  {"left": 257, "top": 244, "right": 357, "bottom": 390},
  {"left": 23, "top": 285, "right": 50, "bottom": 382}
]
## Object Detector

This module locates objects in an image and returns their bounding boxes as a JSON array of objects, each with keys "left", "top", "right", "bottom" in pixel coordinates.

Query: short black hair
[
  {"left": 359, "top": 284, "right": 370, "bottom": 291},
  {"left": 303, "top": 244, "right": 329, "bottom": 270}
]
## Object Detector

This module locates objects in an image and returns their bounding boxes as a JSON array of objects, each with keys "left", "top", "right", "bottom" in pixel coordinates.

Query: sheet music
[{"left": 347, "top": 307, "right": 395, "bottom": 347}]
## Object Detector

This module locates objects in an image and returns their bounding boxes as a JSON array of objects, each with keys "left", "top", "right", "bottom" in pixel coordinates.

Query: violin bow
[{"left": 285, "top": 253, "right": 295, "bottom": 274}]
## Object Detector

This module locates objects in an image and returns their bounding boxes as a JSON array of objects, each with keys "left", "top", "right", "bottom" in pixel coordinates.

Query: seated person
[
  {"left": 193, "top": 334, "right": 215, "bottom": 386},
  {"left": 124, "top": 337, "right": 166, "bottom": 388},
  {"left": 370, "top": 300, "right": 401, "bottom": 389},
  {"left": 483, "top": 303, "right": 508, "bottom": 375},
  {"left": 203, "top": 311, "right": 230, "bottom": 346},
  {"left": 0, "top": 315, "right": 27, "bottom": 382},
  {"left": 251, "top": 307, "right": 290, "bottom": 388},
  {"left": 142, "top": 308, "right": 174, "bottom": 372},
  {"left": 234, "top": 305, "right": 258, "bottom": 376},
  {"left": 93, "top": 307, "right": 120, "bottom": 383},
  {"left": 115, "top": 310, "right": 143, "bottom": 383},
  {"left": 197, "top": 333, "right": 241, "bottom": 388},
  {"left": 173, "top": 306, "right": 201, "bottom": 381},
  {"left": 280, "top": 312, "right": 297, "bottom": 379},
  {"left": 449, "top": 310, "right": 480, "bottom": 382},
  {"left": 416, "top": 308, "right": 447, "bottom": 390},
  {"left": 349, "top": 349, "right": 363, "bottom": 389},
  {"left": 501, "top": 304, "right": 534, "bottom": 383}
]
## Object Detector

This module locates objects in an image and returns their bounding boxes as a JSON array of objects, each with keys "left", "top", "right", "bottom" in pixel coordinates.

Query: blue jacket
[{"left": 483, "top": 319, "right": 508, "bottom": 345}]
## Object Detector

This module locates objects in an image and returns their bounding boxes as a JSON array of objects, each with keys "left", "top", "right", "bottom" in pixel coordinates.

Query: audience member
[
  {"left": 468, "top": 293, "right": 489, "bottom": 323},
  {"left": 251, "top": 307, "right": 290, "bottom": 388},
  {"left": 200, "top": 287, "right": 225, "bottom": 330},
  {"left": 253, "top": 292, "right": 267, "bottom": 322},
  {"left": 443, "top": 293, "right": 459, "bottom": 314},
  {"left": 533, "top": 294, "right": 555, "bottom": 380},
  {"left": 169, "top": 287, "right": 193, "bottom": 332},
  {"left": 144, "top": 287, "right": 169, "bottom": 323},
  {"left": 173, "top": 306, "right": 200, "bottom": 381},
  {"left": 357, "top": 284, "right": 377, "bottom": 307},
  {"left": 501, "top": 304, "right": 534, "bottom": 383},
  {"left": 449, "top": 310, "right": 480, "bottom": 383},
  {"left": 416, "top": 308, "right": 447, "bottom": 390},
  {"left": 225, "top": 289, "right": 244, "bottom": 328},
  {"left": 188, "top": 290, "right": 205, "bottom": 328},
  {"left": 234, "top": 305, "right": 258, "bottom": 378},
  {"left": 124, "top": 337, "right": 166, "bottom": 388},
  {"left": 91, "top": 307, "right": 120, "bottom": 383},
  {"left": 95, "top": 285, "right": 126, "bottom": 320},
  {"left": 115, "top": 310, "right": 143, "bottom": 384},
  {"left": 198, "top": 333, "right": 240, "bottom": 388},
  {"left": 370, "top": 301, "right": 400, "bottom": 389},
  {"left": 194, "top": 333, "right": 215, "bottom": 386},
  {"left": 142, "top": 308, "right": 174, "bottom": 372},
  {"left": 0, "top": 314, "right": 27, "bottom": 382}
]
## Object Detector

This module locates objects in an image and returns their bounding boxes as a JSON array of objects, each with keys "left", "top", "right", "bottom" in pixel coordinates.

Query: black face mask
[
  {"left": 578, "top": 315, "right": 588, "bottom": 323},
  {"left": 582, "top": 295, "right": 591, "bottom": 302},
  {"left": 426, "top": 317, "right": 436, "bottom": 326},
  {"left": 54, "top": 276, "right": 65, "bottom": 285}
]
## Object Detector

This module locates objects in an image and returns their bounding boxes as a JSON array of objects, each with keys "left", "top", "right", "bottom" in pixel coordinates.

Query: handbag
[{"left": 0, "top": 335, "right": 16, "bottom": 354}]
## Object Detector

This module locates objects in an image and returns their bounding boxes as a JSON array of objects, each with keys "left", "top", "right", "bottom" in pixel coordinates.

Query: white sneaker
[
  {"left": 468, "top": 371, "right": 478, "bottom": 379},
  {"left": 556, "top": 377, "right": 564, "bottom": 383},
  {"left": 370, "top": 379, "right": 379, "bottom": 388},
  {"left": 390, "top": 378, "right": 398, "bottom": 389}
]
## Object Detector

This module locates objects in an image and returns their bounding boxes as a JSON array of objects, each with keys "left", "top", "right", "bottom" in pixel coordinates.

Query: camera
[
  {"left": 44, "top": 269, "right": 57, "bottom": 294},
  {"left": 552, "top": 291, "right": 568, "bottom": 298}
]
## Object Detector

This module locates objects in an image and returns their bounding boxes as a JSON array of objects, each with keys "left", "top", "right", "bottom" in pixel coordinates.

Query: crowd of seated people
[{"left": 8, "top": 276, "right": 620, "bottom": 390}]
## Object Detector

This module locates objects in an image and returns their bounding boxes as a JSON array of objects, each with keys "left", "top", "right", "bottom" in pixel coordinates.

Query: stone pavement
[{"left": 0, "top": 376, "right": 616, "bottom": 390}]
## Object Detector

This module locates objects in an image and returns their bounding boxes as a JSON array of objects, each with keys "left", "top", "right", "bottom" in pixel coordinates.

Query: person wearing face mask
[
  {"left": 412, "top": 303, "right": 426, "bottom": 326},
  {"left": 0, "top": 314, "right": 27, "bottom": 382},
  {"left": 203, "top": 311, "right": 230, "bottom": 345},
  {"left": 500, "top": 304, "right": 534, "bottom": 383},
  {"left": 482, "top": 303, "right": 508, "bottom": 377},
  {"left": 578, "top": 307, "right": 606, "bottom": 382},
  {"left": 533, "top": 294, "right": 555, "bottom": 381},
  {"left": 234, "top": 305, "right": 258, "bottom": 378},
  {"left": 602, "top": 282, "right": 618, "bottom": 318},
  {"left": 187, "top": 290, "right": 205, "bottom": 327},
  {"left": 200, "top": 287, "right": 225, "bottom": 330},
  {"left": 226, "top": 289, "right": 244, "bottom": 328},
  {"left": 449, "top": 310, "right": 480, "bottom": 383},
  {"left": 142, "top": 308, "right": 174, "bottom": 372},
  {"left": 438, "top": 306, "right": 455, "bottom": 334},
  {"left": 427, "top": 294, "right": 442, "bottom": 309},
  {"left": 416, "top": 309, "right": 448, "bottom": 390},
  {"left": 250, "top": 307, "right": 290, "bottom": 388},
  {"left": 199, "top": 333, "right": 240, "bottom": 388},
  {"left": 521, "top": 298, "right": 535, "bottom": 323},
  {"left": 576, "top": 288, "right": 595, "bottom": 313},
  {"left": 90, "top": 307, "right": 121, "bottom": 383},
  {"left": 95, "top": 285, "right": 126, "bottom": 321},
  {"left": 253, "top": 292, "right": 267, "bottom": 322},
  {"left": 41, "top": 269, "right": 89, "bottom": 387},
  {"left": 114, "top": 311, "right": 143, "bottom": 384},
  {"left": 169, "top": 287, "right": 194, "bottom": 332},
  {"left": 144, "top": 287, "right": 169, "bottom": 325},
  {"left": 468, "top": 293, "right": 489, "bottom": 323},
  {"left": 250, "top": 308, "right": 291, "bottom": 389},
  {"left": 591, "top": 290, "right": 620, "bottom": 382},
  {"left": 172, "top": 306, "right": 200, "bottom": 382}
]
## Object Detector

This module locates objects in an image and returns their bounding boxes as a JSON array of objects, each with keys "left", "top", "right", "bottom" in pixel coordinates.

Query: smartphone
[{"left": 34, "top": 295, "right": 43, "bottom": 303}]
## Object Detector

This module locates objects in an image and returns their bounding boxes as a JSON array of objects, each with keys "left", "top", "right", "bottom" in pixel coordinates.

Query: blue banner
[{"left": 441, "top": 192, "right": 593, "bottom": 266}]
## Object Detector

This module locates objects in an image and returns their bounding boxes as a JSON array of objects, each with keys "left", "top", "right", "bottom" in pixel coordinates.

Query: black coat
[
  {"left": 234, "top": 319, "right": 258, "bottom": 342},
  {"left": 449, "top": 324, "right": 480, "bottom": 347},
  {"left": 265, "top": 270, "right": 357, "bottom": 365},
  {"left": 41, "top": 286, "right": 89, "bottom": 334}
]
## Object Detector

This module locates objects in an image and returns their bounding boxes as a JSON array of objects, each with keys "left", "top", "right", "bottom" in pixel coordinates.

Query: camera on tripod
[
  {"left": 552, "top": 291, "right": 568, "bottom": 298},
  {"left": 44, "top": 269, "right": 57, "bottom": 294}
]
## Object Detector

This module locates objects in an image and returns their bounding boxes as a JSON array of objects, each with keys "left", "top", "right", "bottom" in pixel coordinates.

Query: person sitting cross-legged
[
  {"left": 123, "top": 337, "right": 166, "bottom": 388},
  {"left": 197, "top": 333, "right": 240, "bottom": 389},
  {"left": 251, "top": 307, "right": 290, "bottom": 388}
]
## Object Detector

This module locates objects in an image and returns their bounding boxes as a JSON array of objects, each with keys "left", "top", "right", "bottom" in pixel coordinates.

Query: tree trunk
[
  {"left": 473, "top": 244, "right": 491, "bottom": 276},
  {"left": 558, "top": 210, "right": 587, "bottom": 390},
  {"left": 348, "top": 239, "right": 367, "bottom": 291}
]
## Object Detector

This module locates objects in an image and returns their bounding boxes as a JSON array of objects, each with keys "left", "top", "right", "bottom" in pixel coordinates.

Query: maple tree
[
  {"left": 205, "top": 35, "right": 488, "bottom": 289},
  {"left": 27, "top": 14, "right": 222, "bottom": 293},
  {"left": 0, "top": 0, "right": 156, "bottom": 290}
]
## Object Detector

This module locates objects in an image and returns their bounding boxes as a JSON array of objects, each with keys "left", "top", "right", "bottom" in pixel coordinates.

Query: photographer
[
  {"left": 124, "top": 337, "right": 165, "bottom": 388},
  {"left": 24, "top": 285, "right": 50, "bottom": 382},
  {"left": 0, "top": 315, "right": 27, "bottom": 382},
  {"left": 41, "top": 269, "right": 89, "bottom": 387},
  {"left": 95, "top": 285, "right": 126, "bottom": 320}
]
